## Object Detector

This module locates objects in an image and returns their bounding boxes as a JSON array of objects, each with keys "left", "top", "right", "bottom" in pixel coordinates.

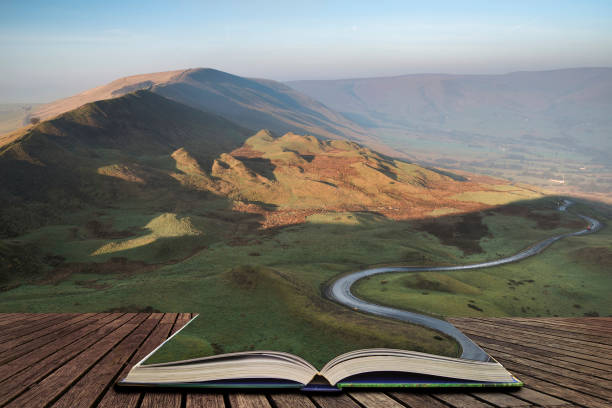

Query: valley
[
  {"left": 288, "top": 68, "right": 612, "bottom": 198},
  {"left": 330, "top": 200, "right": 603, "bottom": 361},
  {"left": 0, "top": 68, "right": 610, "bottom": 362}
]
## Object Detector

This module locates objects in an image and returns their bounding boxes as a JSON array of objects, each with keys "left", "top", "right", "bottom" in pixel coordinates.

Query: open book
[{"left": 119, "top": 315, "right": 521, "bottom": 390}]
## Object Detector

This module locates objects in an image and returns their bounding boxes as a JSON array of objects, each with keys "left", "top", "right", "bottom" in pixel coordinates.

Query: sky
[{"left": 1, "top": 0, "right": 611, "bottom": 102}]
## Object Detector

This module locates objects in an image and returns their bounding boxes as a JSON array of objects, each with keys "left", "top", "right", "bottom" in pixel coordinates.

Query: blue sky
[{"left": 1, "top": 0, "right": 611, "bottom": 101}]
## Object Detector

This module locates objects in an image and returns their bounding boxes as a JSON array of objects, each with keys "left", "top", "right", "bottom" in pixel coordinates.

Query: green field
[
  {"left": 2, "top": 195, "right": 609, "bottom": 317},
  {"left": 2, "top": 190, "right": 611, "bottom": 363},
  {"left": 0, "top": 207, "right": 469, "bottom": 365},
  {"left": 353, "top": 200, "right": 612, "bottom": 318}
]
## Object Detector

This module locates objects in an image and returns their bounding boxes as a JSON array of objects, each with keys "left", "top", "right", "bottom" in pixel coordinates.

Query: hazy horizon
[
  {"left": 1, "top": 0, "right": 612, "bottom": 102},
  {"left": 4, "top": 65, "right": 611, "bottom": 105}
]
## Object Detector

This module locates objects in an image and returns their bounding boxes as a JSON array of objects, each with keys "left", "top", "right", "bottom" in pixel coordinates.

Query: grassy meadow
[
  {"left": 2, "top": 194, "right": 609, "bottom": 318},
  {"left": 1, "top": 181, "right": 611, "bottom": 362},
  {"left": 0, "top": 207, "right": 469, "bottom": 365},
  {"left": 353, "top": 199, "right": 612, "bottom": 318}
]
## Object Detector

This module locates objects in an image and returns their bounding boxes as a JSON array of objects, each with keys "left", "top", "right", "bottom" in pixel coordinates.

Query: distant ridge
[
  {"left": 27, "top": 68, "right": 374, "bottom": 147},
  {"left": 287, "top": 67, "right": 612, "bottom": 158},
  {"left": 291, "top": 67, "right": 612, "bottom": 82}
]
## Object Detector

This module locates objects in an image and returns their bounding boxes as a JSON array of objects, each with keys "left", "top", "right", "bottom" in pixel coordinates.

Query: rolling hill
[
  {"left": 1, "top": 88, "right": 544, "bottom": 239},
  {"left": 24, "top": 68, "right": 374, "bottom": 147},
  {"left": 189, "top": 129, "right": 539, "bottom": 225},
  {"left": 0, "top": 90, "right": 252, "bottom": 237},
  {"left": 9, "top": 67, "right": 612, "bottom": 196}
]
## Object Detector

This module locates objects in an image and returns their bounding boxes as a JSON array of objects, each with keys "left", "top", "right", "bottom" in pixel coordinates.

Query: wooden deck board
[
  {"left": 3, "top": 314, "right": 145, "bottom": 408},
  {"left": 0, "top": 313, "right": 96, "bottom": 351},
  {"left": 468, "top": 337, "right": 612, "bottom": 381},
  {"left": 0, "top": 313, "right": 33, "bottom": 327},
  {"left": 0, "top": 313, "right": 119, "bottom": 383},
  {"left": 390, "top": 392, "right": 449, "bottom": 408},
  {"left": 50, "top": 314, "right": 164, "bottom": 408},
  {"left": 490, "top": 358, "right": 612, "bottom": 401},
  {"left": 139, "top": 313, "right": 184, "bottom": 408},
  {"left": 312, "top": 393, "right": 362, "bottom": 408},
  {"left": 473, "top": 318, "right": 612, "bottom": 345},
  {"left": 350, "top": 392, "right": 406, "bottom": 408},
  {"left": 0, "top": 314, "right": 132, "bottom": 406},
  {"left": 479, "top": 347, "right": 612, "bottom": 391},
  {"left": 0, "top": 314, "right": 70, "bottom": 343},
  {"left": 270, "top": 392, "right": 317, "bottom": 408},
  {"left": 140, "top": 392, "right": 181, "bottom": 408},
  {"left": 455, "top": 325, "right": 612, "bottom": 367},
  {"left": 228, "top": 393, "right": 272, "bottom": 408},
  {"left": 503, "top": 387, "right": 571, "bottom": 407},
  {"left": 432, "top": 392, "right": 495, "bottom": 407},
  {"left": 451, "top": 319, "right": 612, "bottom": 355},
  {"left": 185, "top": 393, "right": 225, "bottom": 408},
  {"left": 97, "top": 313, "right": 170, "bottom": 408},
  {"left": 457, "top": 331, "right": 612, "bottom": 374},
  {"left": 0, "top": 313, "right": 100, "bottom": 364},
  {"left": 0, "top": 314, "right": 609, "bottom": 408}
]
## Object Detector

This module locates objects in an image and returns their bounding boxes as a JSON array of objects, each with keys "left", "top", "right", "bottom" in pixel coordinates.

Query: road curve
[{"left": 325, "top": 200, "right": 601, "bottom": 362}]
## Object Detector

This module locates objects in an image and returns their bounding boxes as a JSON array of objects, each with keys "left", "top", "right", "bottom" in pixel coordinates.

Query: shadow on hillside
[
  {"left": 1, "top": 190, "right": 610, "bottom": 327},
  {"left": 283, "top": 148, "right": 315, "bottom": 163},
  {"left": 276, "top": 194, "right": 606, "bottom": 242},
  {"left": 237, "top": 157, "right": 277, "bottom": 181},
  {"left": 426, "top": 167, "right": 468, "bottom": 182},
  {"left": 1, "top": 169, "right": 610, "bottom": 301}
]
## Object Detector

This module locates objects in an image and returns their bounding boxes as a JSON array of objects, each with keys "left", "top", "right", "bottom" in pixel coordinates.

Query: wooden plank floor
[{"left": 0, "top": 314, "right": 609, "bottom": 407}]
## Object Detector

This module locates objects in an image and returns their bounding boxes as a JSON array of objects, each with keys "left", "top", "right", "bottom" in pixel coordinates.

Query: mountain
[
  {"left": 1, "top": 90, "right": 251, "bottom": 168},
  {"left": 26, "top": 68, "right": 374, "bottom": 147},
  {"left": 1, "top": 88, "right": 542, "bottom": 239},
  {"left": 0, "top": 90, "right": 252, "bottom": 236},
  {"left": 288, "top": 68, "right": 612, "bottom": 194}
]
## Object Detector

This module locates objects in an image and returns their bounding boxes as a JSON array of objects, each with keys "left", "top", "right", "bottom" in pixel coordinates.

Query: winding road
[{"left": 325, "top": 200, "right": 601, "bottom": 362}]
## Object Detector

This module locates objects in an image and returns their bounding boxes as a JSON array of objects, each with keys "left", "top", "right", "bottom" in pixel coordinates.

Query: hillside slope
[
  {"left": 1, "top": 88, "right": 543, "bottom": 237},
  {"left": 25, "top": 68, "right": 372, "bottom": 146},
  {"left": 171, "top": 129, "right": 544, "bottom": 227},
  {"left": 288, "top": 68, "right": 612, "bottom": 193},
  {"left": 0, "top": 90, "right": 252, "bottom": 236}
]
